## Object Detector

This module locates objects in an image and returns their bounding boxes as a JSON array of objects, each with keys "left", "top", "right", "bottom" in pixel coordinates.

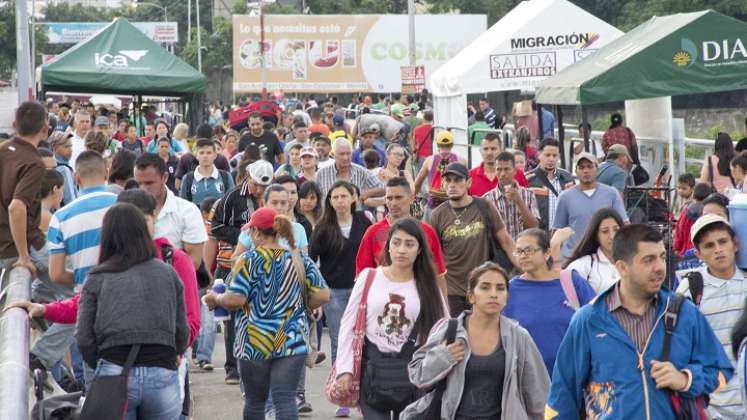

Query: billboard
[
  {"left": 232, "top": 14, "right": 486, "bottom": 93},
  {"left": 44, "top": 22, "right": 179, "bottom": 44}
]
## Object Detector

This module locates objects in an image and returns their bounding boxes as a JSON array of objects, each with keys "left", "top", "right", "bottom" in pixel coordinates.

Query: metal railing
[{"left": 0, "top": 266, "right": 32, "bottom": 420}]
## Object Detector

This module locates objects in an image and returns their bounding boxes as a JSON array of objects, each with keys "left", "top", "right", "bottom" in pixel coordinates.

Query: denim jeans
[
  {"left": 196, "top": 298, "right": 216, "bottom": 362},
  {"left": 326, "top": 288, "right": 353, "bottom": 363},
  {"left": 93, "top": 359, "right": 182, "bottom": 420},
  {"left": 240, "top": 355, "right": 305, "bottom": 420}
]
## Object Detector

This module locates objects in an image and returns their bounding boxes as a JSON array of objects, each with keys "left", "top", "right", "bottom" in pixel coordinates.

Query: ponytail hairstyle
[
  {"left": 256, "top": 214, "right": 296, "bottom": 250},
  {"left": 518, "top": 228, "right": 553, "bottom": 269}
]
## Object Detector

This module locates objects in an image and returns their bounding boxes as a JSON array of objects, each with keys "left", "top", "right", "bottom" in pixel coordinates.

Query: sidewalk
[{"left": 189, "top": 329, "right": 362, "bottom": 419}]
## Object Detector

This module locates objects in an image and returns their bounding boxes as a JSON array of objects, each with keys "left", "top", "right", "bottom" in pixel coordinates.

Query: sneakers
[
  {"left": 335, "top": 406, "right": 351, "bottom": 417},
  {"left": 225, "top": 368, "right": 240, "bottom": 385},
  {"left": 315, "top": 351, "right": 326, "bottom": 365},
  {"left": 198, "top": 360, "right": 213, "bottom": 371},
  {"left": 297, "top": 393, "right": 312, "bottom": 414}
]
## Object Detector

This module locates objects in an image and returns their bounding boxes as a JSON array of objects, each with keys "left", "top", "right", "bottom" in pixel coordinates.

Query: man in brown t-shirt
[
  {"left": 0, "top": 101, "right": 49, "bottom": 275},
  {"left": 430, "top": 162, "right": 518, "bottom": 316}
]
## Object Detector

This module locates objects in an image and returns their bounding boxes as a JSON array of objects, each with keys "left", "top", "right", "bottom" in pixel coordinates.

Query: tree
[{"left": 0, "top": 4, "right": 49, "bottom": 80}]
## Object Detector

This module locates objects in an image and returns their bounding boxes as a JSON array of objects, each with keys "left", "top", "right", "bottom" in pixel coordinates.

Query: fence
[{"left": 0, "top": 266, "right": 32, "bottom": 420}]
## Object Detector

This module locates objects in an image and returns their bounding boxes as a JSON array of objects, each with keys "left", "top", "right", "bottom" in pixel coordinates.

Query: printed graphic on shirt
[
  {"left": 377, "top": 293, "right": 411, "bottom": 339},
  {"left": 584, "top": 381, "right": 615, "bottom": 418},
  {"left": 442, "top": 221, "right": 486, "bottom": 240}
]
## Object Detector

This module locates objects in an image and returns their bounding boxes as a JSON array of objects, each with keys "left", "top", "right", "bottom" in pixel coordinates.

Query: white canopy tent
[{"left": 430, "top": 0, "right": 623, "bottom": 148}]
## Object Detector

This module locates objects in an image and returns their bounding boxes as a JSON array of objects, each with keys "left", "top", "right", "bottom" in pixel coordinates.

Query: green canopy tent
[
  {"left": 535, "top": 10, "right": 747, "bottom": 105},
  {"left": 41, "top": 17, "right": 207, "bottom": 127},
  {"left": 533, "top": 10, "right": 747, "bottom": 167}
]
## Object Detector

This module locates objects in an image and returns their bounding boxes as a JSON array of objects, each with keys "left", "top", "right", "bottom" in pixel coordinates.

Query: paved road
[{"left": 189, "top": 328, "right": 362, "bottom": 420}]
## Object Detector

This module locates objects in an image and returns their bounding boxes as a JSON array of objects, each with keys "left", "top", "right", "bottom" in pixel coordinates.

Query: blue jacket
[{"left": 546, "top": 287, "right": 733, "bottom": 420}]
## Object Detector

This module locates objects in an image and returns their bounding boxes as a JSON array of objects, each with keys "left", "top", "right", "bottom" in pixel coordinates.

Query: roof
[
  {"left": 430, "top": 0, "right": 623, "bottom": 97},
  {"left": 535, "top": 10, "right": 747, "bottom": 105},
  {"left": 41, "top": 17, "right": 206, "bottom": 96}
]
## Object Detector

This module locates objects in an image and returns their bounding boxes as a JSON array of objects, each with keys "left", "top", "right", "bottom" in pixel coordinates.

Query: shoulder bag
[
  {"left": 662, "top": 294, "right": 710, "bottom": 420},
  {"left": 325, "top": 268, "right": 377, "bottom": 407},
  {"left": 360, "top": 322, "right": 420, "bottom": 411},
  {"left": 79, "top": 344, "right": 141, "bottom": 420},
  {"left": 473, "top": 198, "right": 514, "bottom": 273},
  {"left": 290, "top": 250, "right": 319, "bottom": 368},
  {"left": 406, "top": 319, "right": 459, "bottom": 420}
]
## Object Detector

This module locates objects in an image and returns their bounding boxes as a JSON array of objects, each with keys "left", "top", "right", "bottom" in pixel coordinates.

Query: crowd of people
[{"left": 2, "top": 93, "right": 747, "bottom": 420}]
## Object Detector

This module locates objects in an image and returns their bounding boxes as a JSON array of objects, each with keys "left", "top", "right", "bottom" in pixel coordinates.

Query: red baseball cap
[{"left": 247, "top": 207, "right": 277, "bottom": 230}]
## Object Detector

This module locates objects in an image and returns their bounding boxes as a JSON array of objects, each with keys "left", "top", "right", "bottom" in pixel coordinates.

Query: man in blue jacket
[{"left": 546, "top": 224, "right": 733, "bottom": 420}]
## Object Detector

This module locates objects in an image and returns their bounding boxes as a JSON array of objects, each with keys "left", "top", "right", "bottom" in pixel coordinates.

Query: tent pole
[
  {"left": 581, "top": 106, "right": 590, "bottom": 152},
  {"left": 536, "top": 103, "right": 544, "bottom": 143},
  {"left": 557, "top": 105, "right": 566, "bottom": 170}
]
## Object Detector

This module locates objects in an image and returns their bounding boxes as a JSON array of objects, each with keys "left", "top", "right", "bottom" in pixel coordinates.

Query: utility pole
[
  {"left": 16, "top": 0, "right": 33, "bottom": 102},
  {"left": 196, "top": 0, "right": 203, "bottom": 72},
  {"left": 259, "top": 1, "right": 267, "bottom": 99},
  {"left": 407, "top": 0, "right": 416, "bottom": 66},
  {"left": 187, "top": 0, "right": 192, "bottom": 45}
]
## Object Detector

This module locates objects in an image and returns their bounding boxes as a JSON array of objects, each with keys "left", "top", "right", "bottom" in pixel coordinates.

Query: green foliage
[
  {"left": 0, "top": 4, "right": 49, "bottom": 80},
  {"left": 181, "top": 16, "right": 232, "bottom": 76}
]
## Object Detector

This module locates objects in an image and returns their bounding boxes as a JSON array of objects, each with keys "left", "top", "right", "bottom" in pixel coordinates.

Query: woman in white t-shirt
[
  {"left": 565, "top": 208, "right": 625, "bottom": 294},
  {"left": 333, "top": 218, "right": 448, "bottom": 419}
]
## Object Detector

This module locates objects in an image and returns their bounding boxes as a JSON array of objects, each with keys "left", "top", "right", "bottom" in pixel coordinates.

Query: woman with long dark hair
[
  {"left": 602, "top": 113, "right": 639, "bottom": 164},
  {"left": 205, "top": 208, "right": 330, "bottom": 420},
  {"left": 76, "top": 203, "right": 189, "bottom": 419},
  {"left": 564, "top": 208, "right": 624, "bottom": 293},
  {"left": 403, "top": 262, "right": 549, "bottom": 420},
  {"left": 309, "top": 180, "right": 372, "bottom": 418},
  {"left": 297, "top": 181, "right": 323, "bottom": 228},
  {"left": 700, "top": 132, "right": 736, "bottom": 193},
  {"left": 502, "top": 228, "right": 596, "bottom": 375},
  {"left": 333, "top": 218, "right": 448, "bottom": 419}
]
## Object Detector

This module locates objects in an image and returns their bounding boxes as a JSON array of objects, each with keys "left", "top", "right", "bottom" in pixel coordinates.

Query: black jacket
[
  {"left": 526, "top": 167, "right": 574, "bottom": 230},
  {"left": 211, "top": 181, "right": 260, "bottom": 245}
]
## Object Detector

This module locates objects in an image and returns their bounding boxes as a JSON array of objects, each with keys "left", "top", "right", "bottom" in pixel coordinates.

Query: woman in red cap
[{"left": 204, "top": 207, "right": 330, "bottom": 420}]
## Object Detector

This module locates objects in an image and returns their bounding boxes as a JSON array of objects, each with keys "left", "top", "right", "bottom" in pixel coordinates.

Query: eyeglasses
[{"left": 512, "top": 246, "right": 542, "bottom": 257}]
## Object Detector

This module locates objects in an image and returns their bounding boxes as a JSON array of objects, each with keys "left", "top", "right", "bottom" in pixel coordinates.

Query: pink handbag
[{"left": 324, "top": 268, "right": 376, "bottom": 407}]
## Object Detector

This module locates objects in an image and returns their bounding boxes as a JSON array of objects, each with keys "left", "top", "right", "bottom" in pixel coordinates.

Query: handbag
[
  {"left": 662, "top": 294, "right": 710, "bottom": 420},
  {"left": 473, "top": 198, "right": 514, "bottom": 273},
  {"left": 325, "top": 268, "right": 377, "bottom": 407},
  {"left": 79, "top": 344, "right": 140, "bottom": 420},
  {"left": 360, "top": 327, "right": 419, "bottom": 412},
  {"left": 290, "top": 250, "right": 318, "bottom": 368},
  {"left": 407, "top": 319, "right": 458, "bottom": 420},
  {"left": 631, "top": 164, "right": 650, "bottom": 186}
]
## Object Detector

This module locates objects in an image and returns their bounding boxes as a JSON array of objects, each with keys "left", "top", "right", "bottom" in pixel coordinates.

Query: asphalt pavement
[{"left": 189, "top": 328, "right": 362, "bottom": 420}]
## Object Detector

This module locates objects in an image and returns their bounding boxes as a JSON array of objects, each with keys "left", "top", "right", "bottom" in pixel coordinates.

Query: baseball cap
[
  {"left": 362, "top": 123, "right": 381, "bottom": 136},
  {"left": 48, "top": 131, "right": 73, "bottom": 147},
  {"left": 95, "top": 116, "right": 111, "bottom": 126},
  {"left": 443, "top": 162, "right": 469, "bottom": 180},
  {"left": 691, "top": 214, "right": 731, "bottom": 244},
  {"left": 576, "top": 152, "right": 598, "bottom": 167},
  {"left": 390, "top": 103, "right": 405, "bottom": 118},
  {"left": 333, "top": 114, "right": 345, "bottom": 126},
  {"left": 436, "top": 131, "right": 454, "bottom": 146},
  {"left": 247, "top": 207, "right": 277, "bottom": 230},
  {"left": 606, "top": 144, "right": 631, "bottom": 161},
  {"left": 247, "top": 160, "right": 274, "bottom": 186},
  {"left": 300, "top": 146, "right": 317, "bottom": 158}
]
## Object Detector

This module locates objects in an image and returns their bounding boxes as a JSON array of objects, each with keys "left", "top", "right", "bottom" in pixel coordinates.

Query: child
[
  {"left": 674, "top": 173, "right": 695, "bottom": 214},
  {"left": 673, "top": 182, "right": 712, "bottom": 255},
  {"left": 179, "top": 138, "right": 235, "bottom": 205},
  {"left": 121, "top": 124, "right": 145, "bottom": 157}
]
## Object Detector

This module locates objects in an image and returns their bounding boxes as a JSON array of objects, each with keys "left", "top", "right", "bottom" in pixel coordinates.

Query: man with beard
[
  {"left": 430, "top": 162, "right": 517, "bottom": 316},
  {"left": 526, "top": 137, "right": 575, "bottom": 231}
]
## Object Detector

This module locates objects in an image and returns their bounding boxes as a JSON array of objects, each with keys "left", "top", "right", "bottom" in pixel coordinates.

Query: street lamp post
[
  {"left": 248, "top": 0, "right": 275, "bottom": 99},
  {"left": 131, "top": 2, "right": 170, "bottom": 52}
]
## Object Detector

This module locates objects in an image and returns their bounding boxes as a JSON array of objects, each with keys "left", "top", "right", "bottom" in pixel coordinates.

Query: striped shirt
[
  {"left": 677, "top": 267, "right": 747, "bottom": 419},
  {"left": 607, "top": 283, "right": 657, "bottom": 352},
  {"left": 47, "top": 185, "right": 117, "bottom": 286},
  {"left": 547, "top": 175, "right": 562, "bottom": 229},
  {"left": 316, "top": 162, "right": 383, "bottom": 200},
  {"left": 482, "top": 184, "right": 540, "bottom": 240}
]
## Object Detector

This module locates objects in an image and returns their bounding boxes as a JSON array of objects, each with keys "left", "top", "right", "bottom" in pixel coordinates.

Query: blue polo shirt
[{"left": 47, "top": 185, "right": 117, "bottom": 286}]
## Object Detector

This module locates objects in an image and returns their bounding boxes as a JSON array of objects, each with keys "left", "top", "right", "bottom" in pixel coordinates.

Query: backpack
[
  {"left": 182, "top": 170, "right": 232, "bottom": 203},
  {"left": 683, "top": 271, "right": 704, "bottom": 307},
  {"left": 428, "top": 155, "right": 453, "bottom": 204},
  {"left": 559, "top": 268, "right": 581, "bottom": 311}
]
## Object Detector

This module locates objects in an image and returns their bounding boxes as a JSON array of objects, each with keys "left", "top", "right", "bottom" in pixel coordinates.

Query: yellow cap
[{"left": 436, "top": 130, "right": 454, "bottom": 146}]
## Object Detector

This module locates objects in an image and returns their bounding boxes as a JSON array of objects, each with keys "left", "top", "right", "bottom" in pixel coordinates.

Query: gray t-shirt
[
  {"left": 553, "top": 183, "right": 629, "bottom": 259},
  {"left": 455, "top": 343, "right": 505, "bottom": 420}
]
